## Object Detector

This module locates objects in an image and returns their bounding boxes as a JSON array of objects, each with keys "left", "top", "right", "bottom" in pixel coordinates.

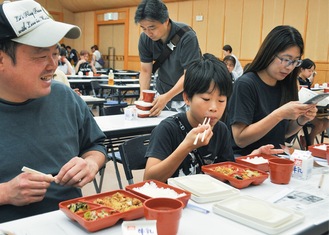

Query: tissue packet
[{"left": 290, "top": 150, "right": 313, "bottom": 180}]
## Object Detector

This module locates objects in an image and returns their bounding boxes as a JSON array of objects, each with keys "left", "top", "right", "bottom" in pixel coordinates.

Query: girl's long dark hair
[{"left": 245, "top": 25, "right": 304, "bottom": 105}]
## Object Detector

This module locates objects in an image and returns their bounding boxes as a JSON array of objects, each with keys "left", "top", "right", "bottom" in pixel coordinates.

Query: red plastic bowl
[
  {"left": 202, "top": 162, "right": 268, "bottom": 189},
  {"left": 126, "top": 180, "right": 191, "bottom": 207},
  {"left": 235, "top": 154, "right": 278, "bottom": 172},
  {"left": 308, "top": 144, "right": 328, "bottom": 159}
]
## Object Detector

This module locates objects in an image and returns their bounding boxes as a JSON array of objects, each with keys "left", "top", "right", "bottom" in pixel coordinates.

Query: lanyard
[{"left": 172, "top": 115, "right": 205, "bottom": 167}]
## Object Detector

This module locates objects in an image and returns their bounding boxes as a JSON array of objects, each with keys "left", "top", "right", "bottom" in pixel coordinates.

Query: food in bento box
[
  {"left": 68, "top": 202, "right": 89, "bottom": 213},
  {"left": 83, "top": 209, "right": 115, "bottom": 221},
  {"left": 214, "top": 166, "right": 261, "bottom": 180},
  {"left": 93, "top": 192, "right": 143, "bottom": 212}
]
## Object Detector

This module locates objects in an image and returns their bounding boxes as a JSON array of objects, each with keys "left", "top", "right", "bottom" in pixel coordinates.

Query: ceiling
[{"left": 58, "top": 0, "right": 186, "bottom": 13}]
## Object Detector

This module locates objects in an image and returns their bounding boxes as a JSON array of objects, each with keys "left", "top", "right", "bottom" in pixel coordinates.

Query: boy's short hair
[
  {"left": 222, "top": 45, "right": 232, "bottom": 53},
  {"left": 184, "top": 53, "right": 233, "bottom": 100},
  {"left": 134, "top": 0, "right": 169, "bottom": 24}
]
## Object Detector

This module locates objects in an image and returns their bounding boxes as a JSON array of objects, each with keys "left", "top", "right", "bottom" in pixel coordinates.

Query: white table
[
  {"left": 99, "top": 84, "right": 143, "bottom": 104},
  {"left": 94, "top": 111, "right": 177, "bottom": 189},
  {"left": 69, "top": 78, "right": 139, "bottom": 84},
  {"left": 1, "top": 170, "right": 328, "bottom": 235},
  {"left": 94, "top": 111, "right": 177, "bottom": 139}
]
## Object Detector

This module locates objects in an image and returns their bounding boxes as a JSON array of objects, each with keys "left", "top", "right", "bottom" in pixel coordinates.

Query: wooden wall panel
[
  {"left": 262, "top": 0, "right": 285, "bottom": 40},
  {"left": 191, "top": 0, "right": 208, "bottom": 53},
  {"left": 240, "top": 0, "right": 263, "bottom": 60},
  {"left": 167, "top": 2, "right": 179, "bottom": 21},
  {"left": 223, "top": 0, "right": 243, "bottom": 58},
  {"left": 306, "top": 0, "right": 329, "bottom": 61},
  {"left": 283, "top": 0, "right": 307, "bottom": 37},
  {"left": 206, "top": 0, "right": 225, "bottom": 56},
  {"left": 128, "top": 6, "right": 139, "bottom": 56},
  {"left": 177, "top": 1, "right": 193, "bottom": 26}
]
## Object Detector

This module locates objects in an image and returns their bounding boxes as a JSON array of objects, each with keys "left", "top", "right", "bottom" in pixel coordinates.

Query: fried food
[{"left": 93, "top": 192, "right": 142, "bottom": 212}]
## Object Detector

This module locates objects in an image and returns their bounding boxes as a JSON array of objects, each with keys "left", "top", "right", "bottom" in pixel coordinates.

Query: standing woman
[
  {"left": 227, "top": 25, "right": 317, "bottom": 156},
  {"left": 91, "top": 45, "right": 103, "bottom": 69}
]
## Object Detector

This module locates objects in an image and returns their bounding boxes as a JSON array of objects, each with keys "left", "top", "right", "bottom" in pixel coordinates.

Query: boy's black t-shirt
[{"left": 145, "top": 112, "right": 234, "bottom": 178}]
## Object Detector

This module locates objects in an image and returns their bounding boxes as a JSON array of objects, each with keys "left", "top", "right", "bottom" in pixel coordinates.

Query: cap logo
[
  {"left": 16, "top": 8, "right": 49, "bottom": 34},
  {"left": 4, "top": 2, "right": 51, "bottom": 37}
]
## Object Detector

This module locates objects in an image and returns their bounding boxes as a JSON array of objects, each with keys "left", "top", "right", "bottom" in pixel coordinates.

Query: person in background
[
  {"left": 0, "top": 0, "right": 106, "bottom": 222},
  {"left": 227, "top": 25, "right": 317, "bottom": 156},
  {"left": 135, "top": 0, "right": 201, "bottom": 116},
  {"left": 298, "top": 58, "right": 328, "bottom": 146},
  {"left": 222, "top": 44, "right": 243, "bottom": 80},
  {"left": 223, "top": 55, "right": 236, "bottom": 82},
  {"left": 58, "top": 47, "right": 74, "bottom": 75},
  {"left": 66, "top": 45, "right": 79, "bottom": 66},
  {"left": 298, "top": 58, "right": 316, "bottom": 89},
  {"left": 144, "top": 54, "right": 283, "bottom": 182},
  {"left": 53, "top": 45, "right": 81, "bottom": 95},
  {"left": 75, "top": 50, "right": 97, "bottom": 75},
  {"left": 91, "top": 45, "right": 103, "bottom": 69}
]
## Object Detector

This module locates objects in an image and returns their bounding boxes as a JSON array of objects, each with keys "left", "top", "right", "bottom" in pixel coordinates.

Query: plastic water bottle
[{"left": 108, "top": 69, "right": 114, "bottom": 85}]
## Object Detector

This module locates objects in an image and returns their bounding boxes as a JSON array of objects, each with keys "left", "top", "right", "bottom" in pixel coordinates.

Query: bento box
[
  {"left": 235, "top": 154, "right": 278, "bottom": 172},
  {"left": 59, "top": 190, "right": 145, "bottom": 232},
  {"left": 308, "top": 143, "right": 328, "bottom": 159},
  {"left": 201, "top": 162, "right": 268, "bottom": 189},
  {"left": 125, "top": 180, "right": 191, "bottom": 207}
]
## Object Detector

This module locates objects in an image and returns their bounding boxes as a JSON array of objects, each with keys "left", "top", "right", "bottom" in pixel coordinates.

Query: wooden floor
[{"left": 82, "top": 105, "right": 329, "bottom": 196}]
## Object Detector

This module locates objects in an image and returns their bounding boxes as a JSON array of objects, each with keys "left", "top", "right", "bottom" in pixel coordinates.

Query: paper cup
[
  {"left": 268, "top": 158, "right": 294, "bottom": 184},
  {"left": 144, "top": 198, "right": 184, "bottom": 235}
]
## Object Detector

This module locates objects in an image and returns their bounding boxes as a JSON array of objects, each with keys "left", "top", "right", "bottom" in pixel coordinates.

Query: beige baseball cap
[{"left": 0, "top": 0, "right": 81, "bottom": 47}]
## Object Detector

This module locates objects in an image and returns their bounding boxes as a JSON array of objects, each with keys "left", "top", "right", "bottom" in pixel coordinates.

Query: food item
[
  {"left": 67, "top": 202, "right": 89, "bottom": 213},
  {"left": 214, "top": 166, "right": 261, "bottom": 180},
  {"left": 83, "top": 209, "right": 114, "bottom": 221},
  {"left": 93, "top": 192, "right": 142, "bottom": 212},
  {"left": 132, "top": 181, "right": 186, "bottom": 198}
]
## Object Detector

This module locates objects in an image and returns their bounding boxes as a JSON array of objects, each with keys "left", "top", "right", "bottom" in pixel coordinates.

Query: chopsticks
[
  {"left": 22, "top": 166, "right": 56, "bottom": 181},
  {"left": 193, "top": 117, "right": 211, "bottom": 145}
]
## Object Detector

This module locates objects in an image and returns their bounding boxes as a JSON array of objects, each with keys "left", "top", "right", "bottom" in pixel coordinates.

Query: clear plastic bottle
[{"left": 108, "top": 69, "right": 114, "bottom": 85}]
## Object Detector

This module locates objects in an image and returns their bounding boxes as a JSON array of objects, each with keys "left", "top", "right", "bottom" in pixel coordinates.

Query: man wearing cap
[{"left": 0, "top": 0, "right": 107, "bottom": 222}]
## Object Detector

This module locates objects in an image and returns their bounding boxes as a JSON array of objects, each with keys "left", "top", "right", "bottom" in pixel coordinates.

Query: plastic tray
[
  {"left": 201, "top": 162, "right": 268, "bottom": 189},
  {"left": 59, "top": 190, "right": 145, "bottom": 232},
  {"left": 213, "top": 195, "right": 305, "bottom": 234},
  {"left": 308, "top": 143, "right": 328, "bottom": 159},
  {"left": 125, "top": 180, "right": 191, "bottom": 207},
  {"left": 167, "top": 174, "right": 240, "bottom": 204},
  {"left": 235, "top": 154, "right": 278, "bottom": 172}
]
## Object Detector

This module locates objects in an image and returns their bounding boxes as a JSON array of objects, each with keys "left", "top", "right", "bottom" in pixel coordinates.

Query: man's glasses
[{"left": 276, "top": 55, "right": 302, "bottom": 68}]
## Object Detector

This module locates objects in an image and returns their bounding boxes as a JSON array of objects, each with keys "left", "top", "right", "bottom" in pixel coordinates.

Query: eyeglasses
[{"left": 275, "top": 55, "right": 302, "bottom": 68}]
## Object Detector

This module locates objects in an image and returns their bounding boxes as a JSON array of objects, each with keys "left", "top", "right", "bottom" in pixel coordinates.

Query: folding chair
[{"left": 118, "top": 134, "right": 151, "bottom": 185}]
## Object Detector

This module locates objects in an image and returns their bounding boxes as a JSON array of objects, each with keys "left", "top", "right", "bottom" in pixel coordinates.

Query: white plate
[
  {"left": 213, "top": 195, "right": 305, "bottom": 234},
  {"left": 168, "top": 174, "right": 236, "bottom": 197}
]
